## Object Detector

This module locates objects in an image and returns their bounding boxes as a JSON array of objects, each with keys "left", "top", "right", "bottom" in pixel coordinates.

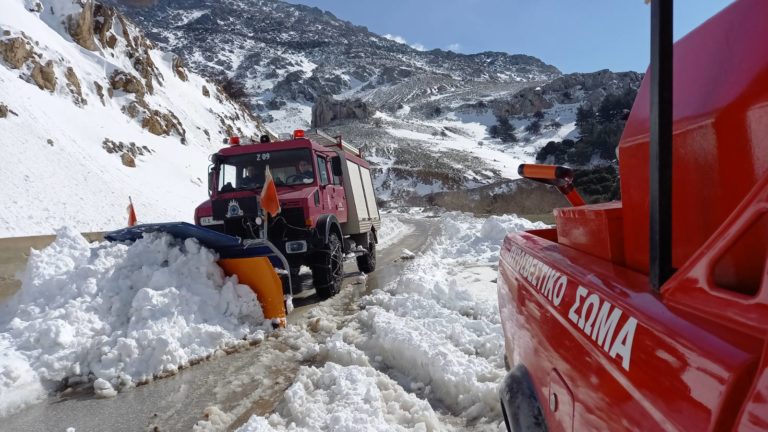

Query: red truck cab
[{"left": 497, "top": 1, "right": 768, "bottom": 430}]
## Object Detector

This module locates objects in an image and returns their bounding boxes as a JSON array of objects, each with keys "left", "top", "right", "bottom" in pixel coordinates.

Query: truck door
[
  {"left": 325, "top": 155, "right": 348, "bottom": 223},
  {"left": 316, "top": 155, "right": 332, "bottom": 212}
]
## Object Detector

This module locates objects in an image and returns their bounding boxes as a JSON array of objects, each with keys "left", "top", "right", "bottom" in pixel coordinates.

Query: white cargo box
[
  {"left": 305, "top": 130, "right": 381, "bottom": 235},
  {"left": 340, "top": 157, "right": 380, "bottom": 235}
]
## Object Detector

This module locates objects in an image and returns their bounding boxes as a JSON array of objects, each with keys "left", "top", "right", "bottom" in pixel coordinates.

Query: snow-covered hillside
[
  {"left": 110, "top": 0, "right": 640, "bottom": 206},
  {"left": 0, "top": 0, "right": 269, "bottom": 237}
]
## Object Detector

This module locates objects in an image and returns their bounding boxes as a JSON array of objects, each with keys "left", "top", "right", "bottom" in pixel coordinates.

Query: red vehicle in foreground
[{"left": 497, "top": 1, "right": 768, "bottom": 431}]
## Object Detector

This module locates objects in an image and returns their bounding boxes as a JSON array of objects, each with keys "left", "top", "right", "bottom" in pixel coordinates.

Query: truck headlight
[{"left": 285, "top": 240, "right": 307, "bottom": 254}]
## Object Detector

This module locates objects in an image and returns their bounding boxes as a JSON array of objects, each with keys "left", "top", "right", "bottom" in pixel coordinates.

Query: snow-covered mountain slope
[
  {"left": 110, "top": 0, "right": 641, "bottom": 206},
  {"left": 0, "top": 0, "right": 269, "bottom": 237}
]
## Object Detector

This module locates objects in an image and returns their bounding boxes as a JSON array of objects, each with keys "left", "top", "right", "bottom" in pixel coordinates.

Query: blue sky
[{"left": 285, "top": 0, "right": 736, "bottom": 73}]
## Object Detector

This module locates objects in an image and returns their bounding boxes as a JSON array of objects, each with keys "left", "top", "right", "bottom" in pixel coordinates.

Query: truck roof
[{"left": 216, "top": 134, "right": 370, "bottom": 168}]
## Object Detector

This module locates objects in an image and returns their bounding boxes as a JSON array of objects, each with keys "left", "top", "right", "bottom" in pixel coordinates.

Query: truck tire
[
  {"left": 356, "top": 232, "right": 376, "bottom": 274},
  {"left": 312, "top": 232, "right": 343, "bottom": 299}
]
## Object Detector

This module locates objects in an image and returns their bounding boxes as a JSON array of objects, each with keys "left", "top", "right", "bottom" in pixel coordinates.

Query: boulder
[
  {"left": 0, "top": 37, "right": 33, "bottom": 69},
  {"left": 202, "top": 85, "right": 210, "bottom": 97},
  {"left": 141, "top": 114, "right": 166, "bottom": 135},
  {"left": 121, "top": 152, "right": 136, "bottom": 167},
  {"left": 30, "top": 60, "right": 56, "bottom": 92},
  {"left": 109, "top": 70, "right": 146, "bottom": 99},
  {"left": 0, "top": 103, "right": 8, "bottom": 118},
  {"left": 172, "top": 56, "right": 188, "bottom": 81},
  {"left": 311, "top": 96, "right": 372, "bottom": 128}
]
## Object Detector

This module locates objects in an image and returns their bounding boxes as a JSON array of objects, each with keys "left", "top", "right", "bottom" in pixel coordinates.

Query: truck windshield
[{"left": 217, "top": 149, "right": 314, "bottom": 193}]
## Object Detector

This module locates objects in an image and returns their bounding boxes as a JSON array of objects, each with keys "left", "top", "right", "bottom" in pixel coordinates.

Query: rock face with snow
[
  {"left": 0, "top": 0, "right": 270, "bottom": 236},
  {"left": 108, "top": 0, "right": 641, "bottom": 206},
  {"left": 311, "top": 96, "right": 372, "bottom": 128}
]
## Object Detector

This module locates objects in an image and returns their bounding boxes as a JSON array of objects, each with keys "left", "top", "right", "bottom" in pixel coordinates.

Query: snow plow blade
[{"left": 105, "top": 222, "right": 288, "bottom": 326}]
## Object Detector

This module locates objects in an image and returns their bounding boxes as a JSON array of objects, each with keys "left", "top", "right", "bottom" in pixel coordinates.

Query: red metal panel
[
  {"left": 618, "top": 0, "right": 768, "bottom": 274},
  {"left": 554, "top": 202, "right": 625, "bottom": 265},
  {"left": 498, "top": 231, "right": 758, "bottom": 431}
]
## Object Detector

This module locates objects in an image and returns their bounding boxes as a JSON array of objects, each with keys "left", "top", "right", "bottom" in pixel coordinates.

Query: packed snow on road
[
  {"left": 0, "top": 212, "right": 546, "bottom": 430},
  {"left": 236, "top": 212, "right": 546, "bottom": 431}
]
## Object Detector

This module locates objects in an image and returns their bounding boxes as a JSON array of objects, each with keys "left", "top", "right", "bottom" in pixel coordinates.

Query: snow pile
[
  {"left": 239, "top": 362, "right": 441, "bottom": 432},
  {"left": 0, "top": 228, "right": 269, "bottom": 417},
  {"left": 376, "top": 214, "right": 413, "bottom": 250},
  {"left": 353, "top": 213, "right": 547, "bottom": 422},
  {"left": 238, "top": 212, "right": 545, "bottom": 430}
]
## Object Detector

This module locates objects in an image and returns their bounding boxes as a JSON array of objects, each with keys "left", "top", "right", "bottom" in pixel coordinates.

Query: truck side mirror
[{"left": 331, "top": 156, "right": 343, "bottom": 177}]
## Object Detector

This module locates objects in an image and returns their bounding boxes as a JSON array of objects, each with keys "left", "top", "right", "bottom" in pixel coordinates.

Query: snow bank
[
  {"left": 354, "top": 213, "right": 547, "bottom": 422},
  {"left": 238, "top": 212, "right": 546, "bottom": 430},
  {"left": 0, "top": 228, "right": 270, "bottom": 417},
  {"left": 376, "top": 214, "right": 413, "bottom": 250},
  {"left": 238, "top": 362, "right": 441, "bottom": 432}
]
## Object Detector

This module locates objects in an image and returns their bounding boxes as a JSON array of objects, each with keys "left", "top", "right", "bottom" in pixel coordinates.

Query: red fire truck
[
  {"left": 497, "top": 1, "right": 768, "bottom": 430},
  {"left": 194, "top": 130, "right": 381, "bottom": 299}
]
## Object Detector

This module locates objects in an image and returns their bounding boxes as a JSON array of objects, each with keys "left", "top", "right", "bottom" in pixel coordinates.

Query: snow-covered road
[
  {"left": 0, "top": 216, "right": 438, "bottom": 431},
  {"left": 1, "top": 211, "right": 546, "bottom": 431}
]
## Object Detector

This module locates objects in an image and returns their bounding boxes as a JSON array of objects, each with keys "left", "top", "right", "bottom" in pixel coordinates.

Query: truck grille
[{"left": 280, "top": 207, "right": 306, "bottom": 229}]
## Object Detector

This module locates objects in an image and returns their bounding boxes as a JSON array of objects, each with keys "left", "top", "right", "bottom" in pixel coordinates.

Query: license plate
[{"left": 200, "top": 216, "right": 223, "bottom": 226}]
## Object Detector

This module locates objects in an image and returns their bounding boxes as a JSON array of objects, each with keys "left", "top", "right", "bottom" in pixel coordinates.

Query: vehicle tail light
[
  {"left": 293, "top": 129, "right": 305, "bottom": 139},
  {"left": 228, "top": 136, "right": 241, "bottom": 146}
]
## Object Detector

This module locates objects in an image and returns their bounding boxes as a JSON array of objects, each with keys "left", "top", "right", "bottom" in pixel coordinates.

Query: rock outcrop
[
  {"left": 94, "top": 81, "right": 106, "bottom": 105},
  {"left": 0, "top": 37, "right": 33, "bottom": 69},
  {"left": 172, "top": 56, "right": 187, "bottom": 81},
  {"left": 109, "top": 70, "right": 146, "bottom": 99},
  {"left": 93, "top": 3, "right": 117, "bottom": 48},
  {"left": 121, "top": 152, "right": 136, "bottom": 167},
  {"left": 65, "top": 67, "right": 86, "bottom": 106},
  {"left": 65, "top": 0, "right": 98, "bottom": 51},
  {"left": 311, "top": 96, "right": 372, "bottom": 128},
  {"left": 30, "top": 60, "right": 56, "bottom": 92}
]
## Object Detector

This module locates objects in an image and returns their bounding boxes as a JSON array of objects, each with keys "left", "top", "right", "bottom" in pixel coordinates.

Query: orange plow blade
[{"left": 219, "top": 257, "right": 287, "bottom": 326}]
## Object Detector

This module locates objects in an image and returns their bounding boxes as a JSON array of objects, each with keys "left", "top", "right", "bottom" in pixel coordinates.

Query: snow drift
[
  {"left": 238, "top": 212, "right": 547, "bottom": 431},
  {"left": 0, "top": 228, "right": 270, "bottom": 417}
]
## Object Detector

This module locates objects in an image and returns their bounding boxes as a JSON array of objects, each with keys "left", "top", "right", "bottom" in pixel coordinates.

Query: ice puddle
[
  {"left": 238, "top": 213, "right": 546, "bottom": 432},
  {"left": 0, "top": 227, "right": 272, "bottom": 417}
]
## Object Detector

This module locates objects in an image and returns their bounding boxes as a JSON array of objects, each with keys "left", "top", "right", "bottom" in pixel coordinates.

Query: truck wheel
[
  {"left": 312, "top": 232, "right": 343, "bottom": 299},
  {"left": 356, "top": 232, "right": 376, "bottom": 273}
]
